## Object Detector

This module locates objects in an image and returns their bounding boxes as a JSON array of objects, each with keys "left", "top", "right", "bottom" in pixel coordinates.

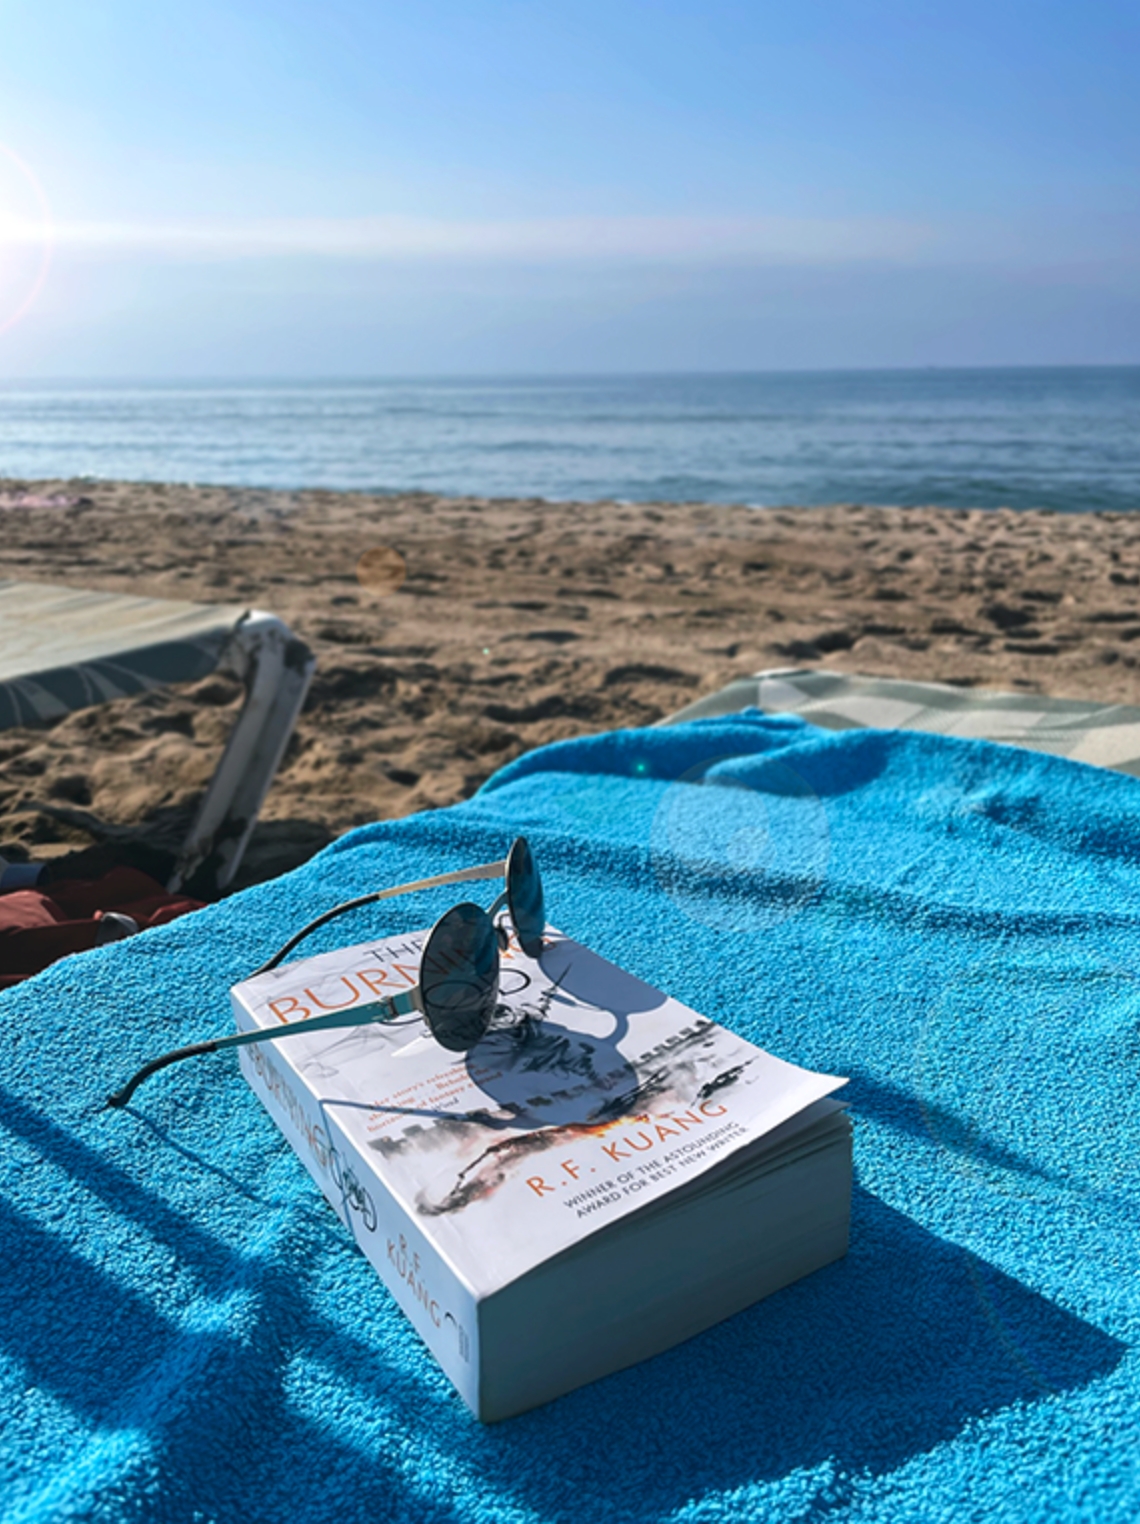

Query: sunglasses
[
  {"left": 251, "top": 835, "right": 544, "bottom": 976},
  {"left": 105, "top": 837, "right": 544, "bottom": 1110}
]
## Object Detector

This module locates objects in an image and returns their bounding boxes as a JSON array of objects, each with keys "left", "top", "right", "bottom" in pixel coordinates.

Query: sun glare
[{"left": 0, "top": 143, "right": 53, "bottom": 337}]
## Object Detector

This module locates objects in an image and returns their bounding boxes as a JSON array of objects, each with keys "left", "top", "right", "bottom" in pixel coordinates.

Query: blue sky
[{"left": 0, "top": 0, "right": 1137, "bottom": 375}]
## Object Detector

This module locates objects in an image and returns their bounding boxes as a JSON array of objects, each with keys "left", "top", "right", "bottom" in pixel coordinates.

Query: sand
[{"left": 2, "top": 477, "right": 1138, "bottom": 889}]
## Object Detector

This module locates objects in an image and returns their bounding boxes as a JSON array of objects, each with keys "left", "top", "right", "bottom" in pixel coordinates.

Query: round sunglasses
[{"left": 105, "top": 838, "right": 545, "bottom": 1109}]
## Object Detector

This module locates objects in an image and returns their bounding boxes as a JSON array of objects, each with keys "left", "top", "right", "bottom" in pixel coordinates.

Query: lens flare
[
  {"left": 0, "top": 143, "right": 53, "bottom": 338},
  {"left": 356, "top": 546, "right": 407, "bottom": 595},
  {"left": 650, "top": 751, "right": 830, "bottom": 935}
]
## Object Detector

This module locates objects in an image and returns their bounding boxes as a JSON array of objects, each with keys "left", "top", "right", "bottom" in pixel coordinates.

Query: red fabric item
[{"left": 0, "top": 867, "right": 204, "bottom": 987}]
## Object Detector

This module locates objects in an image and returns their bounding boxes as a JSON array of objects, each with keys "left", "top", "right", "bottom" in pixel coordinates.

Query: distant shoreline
[
  {"left": 3, "top": 476, "right": 1138, "bottom": 522},
  {"left": 3, "top": 477, "right": 1140, "bottom": 888},
  {"left": 2, "top": 369, "right": 1137, "bottom": 514}
]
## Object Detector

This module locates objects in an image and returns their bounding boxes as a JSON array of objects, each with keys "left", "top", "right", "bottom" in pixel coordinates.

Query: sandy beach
[{"left": 2, "top": 478, "right": 1138, "bottom": 888}]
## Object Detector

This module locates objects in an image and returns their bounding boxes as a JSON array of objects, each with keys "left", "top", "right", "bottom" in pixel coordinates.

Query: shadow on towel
[
  {"left": 0, "top": 1065, "right": 1124, "bottom": 1522},
  {"left": 0, "top": 1083, "right": 469, "bottom": 1518},
  {"left": 472, "top": 1185, "right": 1123, "bottom": 1517}
]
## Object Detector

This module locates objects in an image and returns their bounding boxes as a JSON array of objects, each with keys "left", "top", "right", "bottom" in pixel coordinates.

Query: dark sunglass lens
[
  {"left": 419, "top": 903, "right": 500, "bottom": 1051},
  {"left": 506, "top": 836, "right": 544, "bottom": 957}
]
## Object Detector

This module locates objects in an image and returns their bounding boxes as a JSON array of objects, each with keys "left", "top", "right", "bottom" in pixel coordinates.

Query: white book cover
[{"left": 232, "top": 926, "right": 847, "bottom": 1303}]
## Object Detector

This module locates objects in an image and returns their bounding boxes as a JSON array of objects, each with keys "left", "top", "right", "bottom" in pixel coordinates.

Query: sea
[{"left": 1, "top": 368, "right": 1138, "bottom": 514}]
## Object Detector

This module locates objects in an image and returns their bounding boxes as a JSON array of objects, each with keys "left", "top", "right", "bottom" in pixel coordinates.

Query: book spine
[{"left": 231, "top": 994, "right": 482, "bottom": 1416}]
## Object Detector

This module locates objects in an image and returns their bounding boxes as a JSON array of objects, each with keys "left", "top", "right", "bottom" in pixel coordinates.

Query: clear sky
[{"left": 0, "top": 0, "right": 1137, "bottom": 376}]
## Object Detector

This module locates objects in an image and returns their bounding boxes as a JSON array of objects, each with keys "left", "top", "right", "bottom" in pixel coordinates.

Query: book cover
[{"left": 231, "top": 925, "right": 848, "bottom": 1415}]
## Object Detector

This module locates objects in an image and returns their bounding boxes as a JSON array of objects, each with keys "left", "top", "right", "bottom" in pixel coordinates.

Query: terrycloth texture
[{"left": 1, "top": 714, "right": 1136, "bottom": 1523}]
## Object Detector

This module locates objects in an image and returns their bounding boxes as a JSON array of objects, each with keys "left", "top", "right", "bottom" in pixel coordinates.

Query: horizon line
[{"left": 2, "top": 363, "right": 1139, "bottom": 386}]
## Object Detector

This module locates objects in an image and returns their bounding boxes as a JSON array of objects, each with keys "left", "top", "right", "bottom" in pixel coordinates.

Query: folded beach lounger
[
  {"left": 0, "top": 579, "right": 315, "bottom": 893},
  {"left": 1, "top": 710, "right": 1136, "bottom": 1522},
  {"left": 666, "top": 666, "right": 1140, "bottom": 776}
]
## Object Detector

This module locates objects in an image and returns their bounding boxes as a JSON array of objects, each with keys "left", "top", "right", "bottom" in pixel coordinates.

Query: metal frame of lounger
[
  {"left": 0, "top": 580, "right": 316, "bottom": 893},
  {"left": 664, "top": 667, "right": 1140, "bottom": 778}
]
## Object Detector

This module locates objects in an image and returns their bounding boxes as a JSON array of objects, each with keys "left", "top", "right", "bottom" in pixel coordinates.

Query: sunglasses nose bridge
[{"left": 486, "top": 885, "right": 522, "bottom": 953}]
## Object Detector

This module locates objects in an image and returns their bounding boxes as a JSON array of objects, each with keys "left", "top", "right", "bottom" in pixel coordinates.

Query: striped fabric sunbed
[
  {"left": 0, "top": 580, "right": 315, "bottom": 892},
  {"left": 666, "top": 667, "right": 1140, "bottom": 777}
]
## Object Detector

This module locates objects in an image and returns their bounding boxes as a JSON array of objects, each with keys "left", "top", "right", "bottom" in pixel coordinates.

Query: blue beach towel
[{"left": 1, "top": 713, "right": 1137, "bottom": 1523}]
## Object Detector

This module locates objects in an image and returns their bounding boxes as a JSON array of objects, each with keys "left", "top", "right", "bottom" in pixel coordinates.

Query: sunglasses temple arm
[
  {"left": 249, "top": 859, "right": 507, "bottom": 976},
  {"left": 104, "top": 990, "right": 421, "bottom": 1110}
]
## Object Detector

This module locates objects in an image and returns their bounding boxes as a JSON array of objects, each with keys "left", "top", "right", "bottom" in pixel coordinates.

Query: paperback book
[{"left": 231, "top": 925, "right": 852, "bottom": 1420}]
